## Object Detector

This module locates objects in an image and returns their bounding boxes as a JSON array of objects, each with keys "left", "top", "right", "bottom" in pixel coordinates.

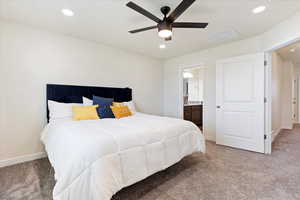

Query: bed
[{"left": 41, "top": 84, "right": 205, "bottom": 200}]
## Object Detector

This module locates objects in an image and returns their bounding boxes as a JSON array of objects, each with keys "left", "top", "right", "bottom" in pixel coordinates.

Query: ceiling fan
[{"left": 126, "top": 0, "right": 208, "bottom": 41}]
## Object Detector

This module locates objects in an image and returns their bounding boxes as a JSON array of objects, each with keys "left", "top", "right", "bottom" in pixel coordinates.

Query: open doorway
[
  {"left": 266, "top": 40, "right": 300, "bottom": 153},
  {"left": 182, "top": 67, "right": 204, "bottom": 130}
]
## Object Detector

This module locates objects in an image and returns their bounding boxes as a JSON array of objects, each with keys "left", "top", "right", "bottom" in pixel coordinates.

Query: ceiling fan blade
[
  {"left": 167, "top": 0, "right": 196, "bottom": 22},
  {"left": 172, "top": 22, "right": 208, "bottom": 28},
  {"left": 129, "top": 26, "right": 157, "bottom": 33},
  {"left": 126, "top": 1, "right": 161, "bottom": 23}
]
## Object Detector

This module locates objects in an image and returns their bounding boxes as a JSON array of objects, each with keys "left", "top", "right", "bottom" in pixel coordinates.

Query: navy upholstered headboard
[{"left": 46, "top": 84, "right": 132, "bottom": 122}]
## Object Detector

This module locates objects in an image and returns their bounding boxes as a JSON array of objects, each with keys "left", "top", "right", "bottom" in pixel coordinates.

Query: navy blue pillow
[{"left": 93, "top": 96, "right": 115, "bottom": 118}]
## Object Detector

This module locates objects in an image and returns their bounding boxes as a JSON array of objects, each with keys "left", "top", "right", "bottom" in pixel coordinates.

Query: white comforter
[{"left": 41, "top": 113, "right": 205, "bottom": 200}]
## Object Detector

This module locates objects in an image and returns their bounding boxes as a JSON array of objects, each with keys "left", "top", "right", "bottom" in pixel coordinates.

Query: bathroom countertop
[{"left": 184, "top": 103, "right": 203, "bottom": 106}]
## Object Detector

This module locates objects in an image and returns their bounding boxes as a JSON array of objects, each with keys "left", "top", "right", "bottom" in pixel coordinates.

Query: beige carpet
[{"left": 1, "top": 126, "right": 300, "bottom": 200}]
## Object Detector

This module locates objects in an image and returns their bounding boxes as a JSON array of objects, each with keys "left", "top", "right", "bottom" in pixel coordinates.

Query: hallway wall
[{"left": 281, "top": 61, "right": 295, "bottom": 129}]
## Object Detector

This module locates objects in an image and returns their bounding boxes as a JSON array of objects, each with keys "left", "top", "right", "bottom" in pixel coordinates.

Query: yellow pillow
[
  {"left": 72, "top": 105, "right": 99, "bottom": 121},
  {"left": 110, "top": 105, "right": 132, "bottom": 119},
  {"left": 113, "top": 102, "right": 124, "bottom": 107}
]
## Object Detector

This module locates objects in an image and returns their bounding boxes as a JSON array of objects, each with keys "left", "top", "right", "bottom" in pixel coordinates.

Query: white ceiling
[
  {"left": 1, "top": 0, "right": 300, "bottom": 59},
  {"left": 277, "top": 41, "right": 300, "bottom": 66}
]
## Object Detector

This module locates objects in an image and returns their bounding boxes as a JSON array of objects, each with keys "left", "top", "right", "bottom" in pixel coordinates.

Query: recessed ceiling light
[
  {"left": 62, "top": 9, "right": 74, "bottom": 16},
  {"left": 159, "top": 44, "right": 166, "bottom": 49},
  {"left": 290, "top": 48, "right": 296, "bottom": 52},
  {"left": 253, "top": 6, "right": 266, "bottom": 14}
]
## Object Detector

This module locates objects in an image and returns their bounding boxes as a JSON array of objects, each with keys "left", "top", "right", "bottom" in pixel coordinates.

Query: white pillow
[
  {"left": 83, "top": 97, "right": 93, "bottom": 106},
  {"left": 48, "top": 100, "right": 82, "bottom": 121},
  {"left": 124, "top": 101, "right": 136, "bottom": 114}
]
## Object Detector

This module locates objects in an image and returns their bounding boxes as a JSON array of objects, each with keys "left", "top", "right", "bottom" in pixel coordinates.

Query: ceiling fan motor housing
[{"left": 158, "top": 20, "right": 172, "bottom": 32}]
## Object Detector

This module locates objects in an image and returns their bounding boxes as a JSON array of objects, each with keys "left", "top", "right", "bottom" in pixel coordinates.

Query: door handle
[{"left": 217, "top": 106, "right": 221, "bottom": 109}]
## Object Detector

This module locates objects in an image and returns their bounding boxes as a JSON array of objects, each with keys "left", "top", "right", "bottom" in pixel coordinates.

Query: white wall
[
  {"left": 293, "top": 65, "right": 300, "bottom": 77},
  {"left": 0, "top": 23, "right": 5, "bottom": 160},
  {"left": 0, "top": 21, "right": 163, "bottom": 162},
  {"left": 271, "top": 52, "right": 284, "bottom": 139},
  {"left": 163, "top": 11, "right": 300, "bottom": 142}
]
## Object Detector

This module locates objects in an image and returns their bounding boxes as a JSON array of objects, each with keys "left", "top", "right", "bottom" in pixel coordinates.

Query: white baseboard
[
  {"left": 272, "top": 128, "right": 282, "bottom": 142},
  {"left": 0, "top": 152, "right": 47, "bottom": 168}
]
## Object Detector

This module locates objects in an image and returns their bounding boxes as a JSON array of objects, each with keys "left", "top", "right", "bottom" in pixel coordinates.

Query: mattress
[{"left": 41, "top": 112, "right": 205, "bottom": 200}]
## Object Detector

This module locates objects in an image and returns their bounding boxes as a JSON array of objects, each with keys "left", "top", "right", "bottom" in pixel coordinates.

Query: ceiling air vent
[{"left": 208, "top": 30, "right": 238, "bottom": 43}]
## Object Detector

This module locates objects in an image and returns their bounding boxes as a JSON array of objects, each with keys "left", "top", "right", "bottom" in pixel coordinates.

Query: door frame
[
  {"left": 298, "top": 76, "right": 300, "bottom": 123},
  {"left": 178, "top": 64, "right": 206, "bottom": 134},
  {"left": 264, "top": 52, "right": 272, "bottom": 154},
  {"left": 292, "top": 78, "right": 298, "bottom": 123},
  {"left": 264, "top": 36, "right": 300, "bottom": 154}
]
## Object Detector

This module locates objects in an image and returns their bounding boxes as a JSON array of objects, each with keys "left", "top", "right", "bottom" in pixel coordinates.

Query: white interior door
[{"left": 216, "top": 53, "right": 265, "bottom": 153}]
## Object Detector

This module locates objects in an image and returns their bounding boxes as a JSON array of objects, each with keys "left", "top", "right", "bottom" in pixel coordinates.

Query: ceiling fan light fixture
[
  {"left": 158, "top": 22, "right": 172, "bottom": 38},
  {"left": 61, "top": 9, "right": 74, "bottom": 16},
  {"left": 159, "top": 44, "right": 166, "bottom": 49},
  {"left": 158, "top": 29, "right": 172, "bottom": 38}
]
